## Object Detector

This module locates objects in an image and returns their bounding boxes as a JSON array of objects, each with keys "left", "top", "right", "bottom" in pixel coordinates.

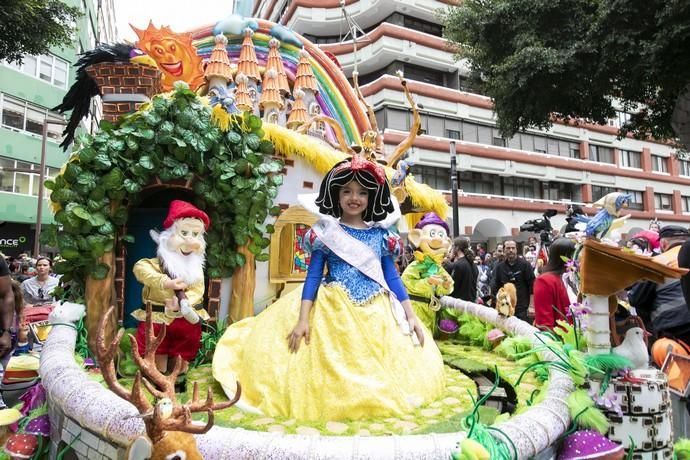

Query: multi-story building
[
  {"left": 253, "top": 0, "right": 690, "bottom": 248},
  {"left": 0, "top": 0, "right": 117, "bottom": 257}
]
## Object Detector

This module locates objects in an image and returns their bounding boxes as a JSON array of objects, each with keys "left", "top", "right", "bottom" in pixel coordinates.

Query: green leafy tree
[
  {"left": 442, "top": 0, "right": 690, "bottom": 146},
  {"left": 0, "top": 0, "right": 81, "bottom": 64}
]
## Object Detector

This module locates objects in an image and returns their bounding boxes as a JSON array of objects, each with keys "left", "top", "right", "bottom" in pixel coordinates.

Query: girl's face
[
  {"left": 36, "top": 259, "right": 51, "bottom": 276},
  {"left": 339, "top": 180, "right": 368, "bottom": 220}
]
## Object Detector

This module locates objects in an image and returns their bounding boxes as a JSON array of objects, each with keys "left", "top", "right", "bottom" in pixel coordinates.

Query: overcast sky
[{"left": 115, "top": 0, "right": 235, "bottom": 42}]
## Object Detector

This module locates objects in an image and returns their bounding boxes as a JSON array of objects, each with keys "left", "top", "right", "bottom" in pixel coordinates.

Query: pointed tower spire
[
  {"left": 260, "top": 68, "right": 284, "bottom": 110},
  {"left": 294, "top": 49, "right": 318, "bottom": 94},
  {"left": 237, "top": 28, "right": 260, "bottom": 81},
  {"left": 234, "top": 73, "right": 253, "bottom": 113},
  {"left": 266, "top": 38, "right": 290, "bottom": 96},
  {"left": 204, "top": 34, "right": 233, "bottom": 85},
  {"left": 287, "top": 88, "right": 308, "bottom": 129}
]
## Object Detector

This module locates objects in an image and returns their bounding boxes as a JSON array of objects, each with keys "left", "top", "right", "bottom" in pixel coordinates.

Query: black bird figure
[{"left": 53, "top": 43, "right": 157, "bottom": 150}]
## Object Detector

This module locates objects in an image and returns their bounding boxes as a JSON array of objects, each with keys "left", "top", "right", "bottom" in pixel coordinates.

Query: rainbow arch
[{"left": 187, "top": 19, "right": 369, "bottom": 146}]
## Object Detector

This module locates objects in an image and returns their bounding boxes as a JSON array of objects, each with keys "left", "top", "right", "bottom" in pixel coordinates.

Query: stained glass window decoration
[{"left": 293, "top": 223, "right": 311, "bottom": 273}]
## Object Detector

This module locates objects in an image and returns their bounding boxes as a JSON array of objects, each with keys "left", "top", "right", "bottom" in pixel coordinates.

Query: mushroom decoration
[
  {"left": 4, "top": 433, "right": 38, "bottom": 459},
  {"left": 24, "top": 414, "right": 50, "bottom": 437},
  {"left": 558, "top": 430, "right": 625, "bottom": 460},
  {"left": 487, "top": 328, "right": 506, "bottom": 348},
  {"left": 0, "top": 409, "right": 21, "bottom": 445}
]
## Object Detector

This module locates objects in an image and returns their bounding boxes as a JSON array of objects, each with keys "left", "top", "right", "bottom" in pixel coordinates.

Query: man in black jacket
[
  {"left": 491, "top": 240, "right": 535, "bottom": 321},
  {"left": 629, "top": 225, "right": 690, "bottom": 343}
]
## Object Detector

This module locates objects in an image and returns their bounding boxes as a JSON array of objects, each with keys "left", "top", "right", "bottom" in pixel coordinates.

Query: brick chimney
[{"left": 86, "top": 63, "right": 162, "bottom": 122}]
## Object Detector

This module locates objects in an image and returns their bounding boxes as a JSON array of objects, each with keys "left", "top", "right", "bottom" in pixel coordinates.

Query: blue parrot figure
[
  {"left": 579, "top": 192, "right": 631, "bottom": 239},
  {"left": 391, "top": 159, "right": 413, "bottom": 187}
]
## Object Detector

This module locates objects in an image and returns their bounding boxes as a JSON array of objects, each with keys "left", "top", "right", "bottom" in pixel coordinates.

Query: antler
[
  {"left": 296, "top": 114, "right": 352, "bottom": 154},
  {"left": 353, "top": 70, "right": 385, "bottom": 156},
  {"left": 160, "top": 382, "right": 242, "bottom": 435},
  {"left": 96, "top": 306, "right": 153, "bottom": 416},
  {"left": 387, "top": 71, "right": 422, "bottom": 168},
  {"left": 128, "top": 304, "right": 183, "bottom": 400}
]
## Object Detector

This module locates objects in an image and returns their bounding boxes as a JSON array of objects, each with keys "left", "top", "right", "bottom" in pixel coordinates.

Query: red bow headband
[{"left": 334, "top": 154, "right": 386, "bottom": 185}]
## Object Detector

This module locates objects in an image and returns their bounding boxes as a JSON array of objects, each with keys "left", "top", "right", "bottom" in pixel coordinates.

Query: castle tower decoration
[
  {"left": 266, "top": 38, "right": 290, "bottom": 96},
  {"left": 259, "top": 68, "right": 285, "bottom": 125},
  {"left": 286, "top": 88, "right": 308, "bottom": 130},
  {"left": 204, "top": 34, "right": 238, "bottom": 113},
  {"left": 237, "top": 27, "right": 261, "bottom": 116},
  {"left": 294, "top": 49, "right": 321, "bottom": 135},
  {"left": 234, "top": 73, "right": 253, "bottom": 113}
]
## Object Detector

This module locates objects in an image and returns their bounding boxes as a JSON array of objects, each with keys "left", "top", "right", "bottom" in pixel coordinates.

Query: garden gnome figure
[
  {"left": 132, "top": 200, "right": 211, "bottom": 373},
  {"left": 401, "top": 213, "right": 453, "bottom": 331}
]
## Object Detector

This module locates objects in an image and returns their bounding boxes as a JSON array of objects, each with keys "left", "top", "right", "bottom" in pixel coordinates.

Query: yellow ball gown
[{"left": 212, "top": 225, "right": 446, "bottom": 421}]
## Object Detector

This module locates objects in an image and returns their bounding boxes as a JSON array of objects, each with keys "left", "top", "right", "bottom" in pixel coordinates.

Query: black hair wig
[{"left": 315, "top": 159, "right": 393, "bottom": 222}]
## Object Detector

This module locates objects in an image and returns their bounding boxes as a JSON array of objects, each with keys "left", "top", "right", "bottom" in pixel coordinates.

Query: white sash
[{"left": 311, "top": 217, "right": 418, "bottom": 345}]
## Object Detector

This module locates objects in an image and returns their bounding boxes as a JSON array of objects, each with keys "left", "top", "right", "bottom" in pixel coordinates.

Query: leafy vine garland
[{"left": 42, "top": 82, "right": 283, "bottom": 301}]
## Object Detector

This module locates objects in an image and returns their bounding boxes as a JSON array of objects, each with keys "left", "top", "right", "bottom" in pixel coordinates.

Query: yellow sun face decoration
[{"left": 132, "top": 21, "right": 205, "bottom": 91}]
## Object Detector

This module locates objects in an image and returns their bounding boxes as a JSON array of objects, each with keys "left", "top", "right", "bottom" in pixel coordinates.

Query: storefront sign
[{"left": 0, "top": 223, "right": 34, "bottom": 256}]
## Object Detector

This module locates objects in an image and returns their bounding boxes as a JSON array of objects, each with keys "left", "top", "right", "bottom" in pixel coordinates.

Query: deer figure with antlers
[{"left": 96, "top": 304, "right": 241, "bottom": 460}]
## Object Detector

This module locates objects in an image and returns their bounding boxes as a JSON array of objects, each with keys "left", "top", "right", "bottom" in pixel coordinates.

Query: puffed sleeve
[
  {"left": 381, "top": 229, "right": 404, "bottom": 258},
  {"left": 303, "top": 228, "right": 330, "bottom": 256}
]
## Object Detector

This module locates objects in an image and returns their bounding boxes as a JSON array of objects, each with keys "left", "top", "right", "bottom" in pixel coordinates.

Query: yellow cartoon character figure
[
  {"left": 401, "top": 213, "right": 454, "bottom": 331},
  {"left": 495, "top": 283, "right": 517, "bottom": 317}
]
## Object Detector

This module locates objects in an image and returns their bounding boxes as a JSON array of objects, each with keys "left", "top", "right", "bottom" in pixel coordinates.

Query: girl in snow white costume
[{"left": 212, "top": 154, "right": 445, "bottom": 421}]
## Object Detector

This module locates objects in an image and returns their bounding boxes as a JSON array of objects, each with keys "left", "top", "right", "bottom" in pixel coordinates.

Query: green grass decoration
[
  {"left": 192, "top": 318, "right": 228, "bottom": 368},
  {"left": 41, "top": 82, "right": 283, "bottom": 302},
  {"left": 674, "top": 438, "right": 690, "bottom": 460},
  {"left": 117, "top": 328, "right": 139, "bottom": 377}
]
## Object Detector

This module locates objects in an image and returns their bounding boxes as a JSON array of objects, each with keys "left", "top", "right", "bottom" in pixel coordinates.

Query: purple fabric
[{"left": 415, "top": 213, "right": 449, "bottom": 234}]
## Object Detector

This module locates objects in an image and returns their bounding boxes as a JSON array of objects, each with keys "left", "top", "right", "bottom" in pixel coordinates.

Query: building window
[
  {"left": 620, "top": 189, "right": 644, "bottom": 210},
  {"left": 654, "top": 193, "right": 673, "bottom": 211},
  {"left": 0, "top": 156, "right": 54, "bottom": 198},
  {"left": 591, "top": 185, "right": 616, "bottom": 202},
  {"left": 682, "top": 196, "right": 690, "bottom": 213},
  {"left": 446, "top": 129, "right": 461, "bottom": 140},
  {"left": 410, "top": 165, "right": 450, "bottom": 191},
  {"left": 0, "top": 94, "right": 64, "bottom": 141},
  {"left": 680, "top": 159, "right": 690, "bottom": 177},
  {"left": 3, "top": 54, "right": 69, "bottom": 89},
  {"left": 619, "top": 150, "right": 641, "bottom": 169},
  {"left": 459, "top": 171, "right": 496, "bottom": 195},
  {"left": 503, "top": 176, "right": 539, "bottom": 199},
  {"left": 541, "top": 181, "right": 582, "bottom": 202},
  {"left": 652, "top": 155, "right": 668, "bottom": 173},
  {"left": 589, "top": 145, "right": 615, "bottom": 164},
  {"left": 403, "top": 16, "right": 443, "bottom": 37}
]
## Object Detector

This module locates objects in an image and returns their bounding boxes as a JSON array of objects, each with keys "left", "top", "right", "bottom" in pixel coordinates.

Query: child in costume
[
  {"left": 401, "top": 213, "right": 454, "bottom": 331},
  {"left": 212, "top": 155, "right": 445, "bottom": 421}
]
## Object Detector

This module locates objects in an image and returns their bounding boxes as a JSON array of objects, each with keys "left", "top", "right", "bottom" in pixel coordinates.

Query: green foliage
[
  {"left": 191, "top": 319, "right": 228, "bottom": 368},
  {"left": 43, "top": 84, "right": 282, "bottom": 301},
  {"left": 0, "top": 0, "right": 81, "bottom": 64},
  {"left": 442, "top": 0, "right": 690, "bottom": 144}
]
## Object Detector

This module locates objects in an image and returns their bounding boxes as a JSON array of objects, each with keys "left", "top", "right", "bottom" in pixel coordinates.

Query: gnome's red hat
[{"left": 163, "top": 200, "right": 210, "bottom": 230}]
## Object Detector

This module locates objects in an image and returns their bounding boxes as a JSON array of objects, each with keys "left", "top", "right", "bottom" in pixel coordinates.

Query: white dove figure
[{"left": 612, "top": 327, "right": 649, "bottom": 369}]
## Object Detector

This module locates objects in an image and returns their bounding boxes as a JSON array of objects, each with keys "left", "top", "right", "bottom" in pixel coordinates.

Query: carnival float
[{"left": 8, "top": 7, "right": 689, "bottom": 460}]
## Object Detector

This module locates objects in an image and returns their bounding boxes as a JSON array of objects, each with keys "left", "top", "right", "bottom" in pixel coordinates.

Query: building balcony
[{"left": 265, "top": 0, "right": 455, "bottom": 36}]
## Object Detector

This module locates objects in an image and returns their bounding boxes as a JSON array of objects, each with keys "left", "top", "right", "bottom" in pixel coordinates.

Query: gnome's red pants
[{"left": 136, "top": 318, "right": 201, "bottom": 362}]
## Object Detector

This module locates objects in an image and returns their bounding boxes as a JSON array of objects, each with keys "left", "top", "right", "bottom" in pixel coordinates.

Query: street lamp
[{"left": 449, "top": 141, "right": 459, "bottom": 237}]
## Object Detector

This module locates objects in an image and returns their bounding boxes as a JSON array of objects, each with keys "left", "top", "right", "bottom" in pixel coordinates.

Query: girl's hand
[
  {"left": 287, "top": 320, "right": 310, "bottom": 353},
  {"left": 408, "top": 316, "right": 425, "bottom": 347}
]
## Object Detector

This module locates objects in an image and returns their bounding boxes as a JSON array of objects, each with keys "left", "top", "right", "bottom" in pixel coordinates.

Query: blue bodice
[{"left": 304, "top": 225, "right": 403, "bottom": 305}]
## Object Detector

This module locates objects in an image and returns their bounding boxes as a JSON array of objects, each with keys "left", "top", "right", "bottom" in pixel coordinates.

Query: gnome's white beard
[{"left": 157, "top": 228, "right": 206, "bottom": 286}]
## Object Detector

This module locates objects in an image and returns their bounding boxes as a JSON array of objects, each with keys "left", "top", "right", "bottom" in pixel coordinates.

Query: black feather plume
[{"left": 53, "top": 43, "right": 134, "bottom": 150}]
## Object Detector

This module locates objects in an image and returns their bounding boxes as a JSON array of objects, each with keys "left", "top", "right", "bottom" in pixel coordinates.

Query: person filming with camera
[{"left": 491, "top": 240, "right": 535, "bottom": 322}]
